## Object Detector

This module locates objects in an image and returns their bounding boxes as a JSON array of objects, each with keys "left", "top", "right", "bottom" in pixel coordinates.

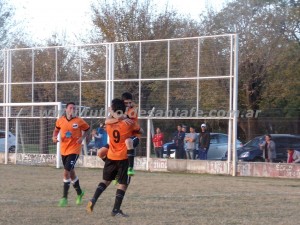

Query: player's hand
[
  {"left": 76, "top": 137, "right": 83, "bottom": 144},
  {"left": 124, "top": 118, "right": 134, "bottom": 125},
  {"left": 108, "top": 107, "right": 114, "bottom": 116},
  {"left": 118, "top": 114, "right": 128, "bottom": 120},
  {"left": 139, "top": 127, "right": 144, "bottom": 134},
  {"left": 52, "top": 136, "right": 58, "bottom": 143}
]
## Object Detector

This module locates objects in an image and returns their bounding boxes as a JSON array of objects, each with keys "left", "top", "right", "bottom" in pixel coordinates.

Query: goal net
[{"left": 0, "top": 102, "right": 62, "bottom": 166}]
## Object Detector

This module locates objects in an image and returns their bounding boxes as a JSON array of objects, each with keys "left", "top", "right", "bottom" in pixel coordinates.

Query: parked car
[
  {"left": 162, "top": 133, "right": 243, "bottom": 160},
  {"left": 87, "top": 140, "right": 98, "bottom": 155},
  {"left": 235, "top": 134, "right": 300, "bottom": 163},
  {"left": 0, "top": 130, "right": 16, "bottom": 153}
]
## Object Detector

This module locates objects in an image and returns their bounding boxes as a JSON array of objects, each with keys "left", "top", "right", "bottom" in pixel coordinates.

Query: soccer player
[
  {"left": 52, "top": 102, "right": 90, "bottom": 207},
  {"left": 121, "top": 92, "right": 141, "bottom": 176},
  {"left": 86, "top": 98, "right": 141, "bottom": 217},
  {"left": 99, "top": 92, "right": 142, "bottom": 176}
]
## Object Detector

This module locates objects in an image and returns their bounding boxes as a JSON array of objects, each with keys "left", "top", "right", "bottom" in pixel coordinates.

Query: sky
[{"left": 10, "top": 0, "right": 228, "bottom": 44}]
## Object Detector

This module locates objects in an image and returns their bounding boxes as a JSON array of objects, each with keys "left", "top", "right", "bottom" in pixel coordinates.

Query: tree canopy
[{"left": 3, "top": 0, "right": 300, "bottom": 140}]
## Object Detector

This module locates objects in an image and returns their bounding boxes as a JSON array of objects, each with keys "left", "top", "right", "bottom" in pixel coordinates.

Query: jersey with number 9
[{"left": 106, "top": 120, "right": 140, "bottom": 160}]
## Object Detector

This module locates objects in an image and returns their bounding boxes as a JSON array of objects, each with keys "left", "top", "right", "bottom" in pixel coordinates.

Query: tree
[
  {"left": 198, "top": 0, "right": 300, "bottom": 139},
  {"left": 0, "top": 0, "right": 14, "bottom": 48},
  {"left": 90, "top": 0, "right": 204, "bottom": 110},
  {"left": 9, "top": 37, "right": 82, "bottom": 153}
]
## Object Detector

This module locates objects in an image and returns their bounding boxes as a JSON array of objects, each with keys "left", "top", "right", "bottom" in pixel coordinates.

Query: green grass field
[{"left": 0, "top": 164, "right": 299, "bottom": 225}]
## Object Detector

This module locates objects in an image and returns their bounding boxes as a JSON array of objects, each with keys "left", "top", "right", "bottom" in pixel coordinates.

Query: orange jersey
[
  {"left": 126, "top": 107, "right": 138, "bottom": 122},
  {"left": 106, "top": 120, "right": 140, "bottom": 160},
  {"left": 126, "top": 107, "right": 141, "bottom": 138},
  {"left": 55, "top": 116, "right": 90, "bottom": 156}
]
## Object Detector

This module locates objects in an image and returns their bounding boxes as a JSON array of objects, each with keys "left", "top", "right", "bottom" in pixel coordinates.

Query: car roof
[{"left": 255, "top": 134, "right": 300, "bottom": 138}]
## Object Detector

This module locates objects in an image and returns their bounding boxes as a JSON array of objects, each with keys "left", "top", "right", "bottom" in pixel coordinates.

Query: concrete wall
[{"left": 1, "top": 153, "right": 300, "bottom": 179}]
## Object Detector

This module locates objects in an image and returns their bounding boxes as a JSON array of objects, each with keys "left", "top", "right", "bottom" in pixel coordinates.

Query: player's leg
[
  {"left": 126, "top": 137, "right": 138, "bottom": 176},
  {"left": 97, "top": 144, "right": 109, "bottom": 161},
  {"left": 58, "top": 155, "right": 72, "bottom": 207},
  {"left": 66, "top": 154, "right": 84, "bottom": 205},
  {"left": 86, "top": 159, "right": 114, "bottom": 213},
  {"left": 111, "top": 160, "right": 130, "bottom": 217}
]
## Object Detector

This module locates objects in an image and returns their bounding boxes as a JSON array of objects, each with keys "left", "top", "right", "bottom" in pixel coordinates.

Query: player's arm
[
  {"left": 52, "top": 127, "right": 60, "bottom": 143},
  {"left": 77, "top": 128, "right": 90, "bottom": 144},
  {"left": 132, "top": 122, "right": 143, "bottom": 134},
  {"left": 105, "top": 115, "right": 134, "bottom": 125},
  {"left": 105, "top": 107, "right": 130, "bottom": 124}
]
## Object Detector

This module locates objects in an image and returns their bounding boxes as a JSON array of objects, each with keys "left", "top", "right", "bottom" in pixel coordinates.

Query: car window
[
  {"left": 210, "top": 135, "right": 218, "bottom": 144},
  {"left": 244, "top": 137, "right": 263, "bottom": 147},
  {"left": 218, "top": 134, "right": 228, "bottom": 143},
  {"left": 290, "top": 137, "right": 300, "bottom": 149},
  {"left": 274, "top": 137, "right": 300, "bottom": 149},
  {"left": 0, "top": 132, "right": 5, "bottom": 138}
]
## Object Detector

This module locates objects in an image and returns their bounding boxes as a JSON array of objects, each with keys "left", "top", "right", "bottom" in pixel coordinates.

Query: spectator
[
  {"left": 97, "top": 123, "right": 108, "bottom": 148},
  {"left": 198, "top": 123, "right": 210, "bottom": 160},
  {"left": 173, "top": 124, "right": 185, "bottom": 159},
  {"left": 88, "top": 129, "right": 101, "bottom": 149},
  {"left": 152, "top": 127, "right": 164, "bottom": 158},
  {"left": 185, "top": 125, "right": 197, "bottom": 159},
  {"left": 287, "top": 148, "right": 300, "bottom": 163},
  {"left": 182, "top": 125, "right": 187, "bottom": 159},
  {"left": 182, "top": 125, "right": 187, "bottom": 133},
  {"left": 259, "top": 134, "right": 276, "bottom": 163}
]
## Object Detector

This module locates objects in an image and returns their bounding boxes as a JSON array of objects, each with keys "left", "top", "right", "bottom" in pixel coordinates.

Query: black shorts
[
  {"left": 61, "top": 154, "right": 79, "bottom": 171},
  {"left": 131, "top": 136, "right": 139, "bottom": 148},
  {"left": 103, "top": 158, "right": 131, "bottom": 185}
]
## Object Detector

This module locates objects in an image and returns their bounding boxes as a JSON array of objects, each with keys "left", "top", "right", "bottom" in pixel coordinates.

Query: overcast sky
[{"left": 9, "top": 0, "right": 227, "bottom": 44}]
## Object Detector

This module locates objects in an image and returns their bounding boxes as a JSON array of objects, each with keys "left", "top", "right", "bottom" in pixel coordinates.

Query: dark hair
[
  {"left": 266, "top": 134, "right": 272, "bottom": 139},
  {"left": 111, "top": 98, "right": 126, "bottom": 114},
  {"left": 66, "top": 102, "right": 75, "bottom": 108},
  {"left": 121, "top": 92, "right": 133, "bottom": 100}
]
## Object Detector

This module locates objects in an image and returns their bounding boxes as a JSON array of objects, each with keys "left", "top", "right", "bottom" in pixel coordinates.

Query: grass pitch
[{"left": 0, "top": 164, "right": 299, "bottom": 225}]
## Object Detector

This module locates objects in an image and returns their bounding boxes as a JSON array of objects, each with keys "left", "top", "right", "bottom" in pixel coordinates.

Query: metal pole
[
  {"left": 166, "top": 40, "right": 170, "bottom": 113},
  {"left": 227, "top": 35, "right": 234, "bottom": 174},
  {"left": 146, "top": 107, "right": 155, "bottom": 171},
  {"left": 4, "top": 50, "right": 10, "bottom": 165},
  {"left": 146, "top": 118, "right": 151, "bottom": 171},
  {"left": 56, "top": 102, "right": 62, "bottom": 169},
  {"left": 232, "top": 34, "right": 239, "bottom": 176}
]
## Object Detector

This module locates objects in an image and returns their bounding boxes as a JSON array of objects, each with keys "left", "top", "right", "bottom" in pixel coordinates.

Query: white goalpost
[{"left": 0, "top": 102, "right": 62, "bottom": 167}]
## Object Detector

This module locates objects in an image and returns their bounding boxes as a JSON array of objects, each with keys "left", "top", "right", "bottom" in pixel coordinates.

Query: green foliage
[
  {"left": 260, "top": 42, "right": 300, "bottom": 118},
  {"left": 197, "top": 0, "right": 300, "bottom": 136}
]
